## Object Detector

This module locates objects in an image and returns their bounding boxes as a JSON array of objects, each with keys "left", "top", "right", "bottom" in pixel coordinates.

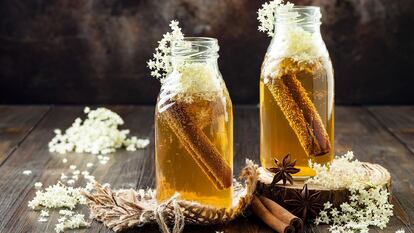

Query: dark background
[{"left": 1, "top": 0, "right": 413, "bottom": 105}]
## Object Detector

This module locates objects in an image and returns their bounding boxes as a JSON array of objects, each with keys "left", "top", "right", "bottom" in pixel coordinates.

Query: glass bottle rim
[
  {"left": 172, "top": 37, "right": 219, "bottom": 61},
  {"left": 275, "top": 6, "right": 322, "bottom": 25}
]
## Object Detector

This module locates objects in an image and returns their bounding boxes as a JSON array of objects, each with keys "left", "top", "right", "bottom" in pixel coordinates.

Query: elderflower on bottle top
[
  {"left": 147, "top": 20, "right": 184, "bottom": 80},
  {"left": 258, "top": 1, "right": 327, "bottom": 60},
  {"left": 257, "top": 0, "right": 294, "bottom": 37}
]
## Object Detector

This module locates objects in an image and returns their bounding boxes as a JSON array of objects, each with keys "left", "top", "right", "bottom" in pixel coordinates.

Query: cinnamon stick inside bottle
[
  {"left": 266, "top": 58, "right": 331, "bottom": 157},
  {"left": 161, "top": 100, "right": 232, "bottom": 190}
]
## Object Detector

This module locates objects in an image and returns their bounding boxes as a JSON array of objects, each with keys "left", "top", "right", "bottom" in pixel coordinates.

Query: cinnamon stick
[
  {"left": 281, "top": 73, "right": 331, "bottom": 156},
  {"left": 267, "top": 59, "right": 331, "bottom": 157},
  {"left": 259, "top": 196, "right": 303, "bottom": 232},
  {"left": 251, "top": 196, "right": 294, "bottom": 233},
  {"left": 162, "top": 101, "right": 232, "bottom": 190}
]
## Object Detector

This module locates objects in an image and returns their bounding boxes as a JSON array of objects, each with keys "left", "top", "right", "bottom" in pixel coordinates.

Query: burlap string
[{"left": 82, "top": 160, "right": 259, "bottom": 233}]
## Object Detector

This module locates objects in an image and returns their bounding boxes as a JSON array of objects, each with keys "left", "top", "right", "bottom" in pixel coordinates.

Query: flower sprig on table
[
  {"left": 307, "top": 152, "right": 394, "bottom": 232},
  {"left": 147, "top": 20, "right": 184, "bottom": 80},
  {"left": 257, "top": 0, "right": 293, "bottom": 37},
  {"left": 48, "top": 107, "right": 149, "bottom": 155}
]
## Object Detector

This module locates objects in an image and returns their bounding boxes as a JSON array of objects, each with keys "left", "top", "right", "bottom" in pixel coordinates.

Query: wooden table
[{"left": 0, "top": 105, "right": 413, "bottom": 233}]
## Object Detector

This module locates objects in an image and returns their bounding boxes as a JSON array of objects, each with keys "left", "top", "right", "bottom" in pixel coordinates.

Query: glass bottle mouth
[
  {"left": 275, "top": 6, "right": 321, "bottom": 26},
  {"left": 172, "top": 37, "right": 219, "bottom": 61}
]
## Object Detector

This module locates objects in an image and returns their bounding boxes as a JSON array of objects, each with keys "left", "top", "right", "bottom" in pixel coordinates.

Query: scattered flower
[
  {"left": 69, "top": 165, "right": 76, "bottom": 170},
  {"left": 98, "top": 155, "right": 110, "bottom": 165},
  {"left": 38, "top": 217, "right": 48, "bottom": 222},
  {"left": 59, "top": 209, "right": 74, "bottom": 216},
  {"left": 86, "top": 163, "right": 93, "bottom": 168},
  {"left": 38, "top": 209, "right": 50, "bottom": 222},
  {"left": 40, "top": 210, "right": 49, "bottom": 218},
  {"left": 23, "top": 170, "right": 32, "bottom": 175},
  {"left": 54, "top": 213, "right": 89, "bottom": 233},
  {"left": 28, "top": 182, "right": 85, "bottom": 210},
  {"left": 62, "top": 158, "right": 67, "bottom": 163},
  {"left": 60, "top": 173, "right": 68, "bottom": 181},
  {"left": 34, "top": 182, "right": 43, "bottom": 189}
]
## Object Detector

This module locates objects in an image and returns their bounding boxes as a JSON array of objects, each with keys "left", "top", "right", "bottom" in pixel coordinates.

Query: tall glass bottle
[
  {"left": 155, "top": 37, "right": 233, "bottom": 208},
  {"left": 260, "top": 6, "right": 334, "bottom": 177}
]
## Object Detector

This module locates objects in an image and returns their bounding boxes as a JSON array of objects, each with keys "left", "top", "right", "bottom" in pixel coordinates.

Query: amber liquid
[
  {"left": 260, "top": 57, "right": 334, "bottom": 177},
  {"left": 155, "top": 94, "right": 233, "bottom": 209}
]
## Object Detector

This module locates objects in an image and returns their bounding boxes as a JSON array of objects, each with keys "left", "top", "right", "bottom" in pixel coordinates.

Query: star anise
[
  {"left": 268, "top": 154, "right": 300, "bottom": 186},
  {"left": 285, "top": 184, "right": 323, "bottom": 221}
]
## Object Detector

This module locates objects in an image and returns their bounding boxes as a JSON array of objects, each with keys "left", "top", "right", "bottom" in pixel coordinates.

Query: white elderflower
[
  {"left": 124, "top": 137, "right": 150, "bottom": 151},
  {"left": 311, "top": 152, "right": 394, "bottom": 232},
  {"left": 60, "top": 173, "right": 68, "bottom": 181},
  {"left": 67, "top": 179, "right": 75, "bottom": 185},
  {"left": 55, "top": 213, "right": 89, "bottom": 233},
  {"left": 59, "top": 209, "right": 74, "bottom": 216},
  {"left": 40, "top": 210, "right": 49, "bottom": 218},
  {"left": 147, "top": 20, "right": 184, "bottom": 80},
  {"left": 48, "top": 107, "right": 149, "bottom": 155},
  {"left": 257, "top": 0, "right": 294, "bottom": 37},
  {"left": 38, "top": 209, "right": 49, "bottom": 222},
  {"left": 34, "top": 182, "right": 43, "bottom": 189},
  {"left": 28, "top": 182, "right": 85, "bottom": 210},
  {"left": 22, "top": 170, "right": 32, "bottom": 175}
]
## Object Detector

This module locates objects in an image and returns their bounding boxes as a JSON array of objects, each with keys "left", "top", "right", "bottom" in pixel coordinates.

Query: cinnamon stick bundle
[
  {"left": 162, "top": 101, "right": 232, "bottom": 190},
  {"left": 267, "top": 59, "right": 331, "bottom": 157},
  {"left": 251, "top": 195, "right": 303, "bottom": 233}
]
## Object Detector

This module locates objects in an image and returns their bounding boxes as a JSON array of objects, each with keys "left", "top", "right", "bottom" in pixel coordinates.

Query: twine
[{"left": 82, "top": 159, "right": 259, "bottom": 233}]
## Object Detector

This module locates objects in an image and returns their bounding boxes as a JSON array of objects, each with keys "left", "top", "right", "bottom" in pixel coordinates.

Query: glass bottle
[
  {"left": 260, "top": 6, "right": 334, "bottom": 177},
  {"left": 155, "top": 37, "right": 233, "bottom": 208}
]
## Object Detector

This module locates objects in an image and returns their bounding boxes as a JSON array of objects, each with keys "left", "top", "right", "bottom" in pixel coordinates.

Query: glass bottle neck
[
  {"left": 274, "top": 23, "right": 321, "bottom": 35},
  {"left": 171, "top": 58, "right": 219, "bottom": 69}
]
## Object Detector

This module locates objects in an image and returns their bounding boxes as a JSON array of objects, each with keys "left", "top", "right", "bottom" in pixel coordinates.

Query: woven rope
[{"left": 82, "top": 160, "right": 259, "bottom": 233}]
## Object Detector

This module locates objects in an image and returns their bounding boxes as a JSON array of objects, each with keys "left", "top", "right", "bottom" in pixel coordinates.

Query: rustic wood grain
[
  {"left": 0, "top": 105, "right": 50, "bottom": 164},
  {"left": 0, "top": 106, "right": 157, "bottom": 232},
  {"left": 0, "top": 106, "right": 412, "bottom": 233},
  {"left": 367, "top": 106, "right": 414, "bottom": 155}
]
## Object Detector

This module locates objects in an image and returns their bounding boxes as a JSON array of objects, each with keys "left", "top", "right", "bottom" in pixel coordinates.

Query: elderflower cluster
[
  {"left": 55, "top": 212, "right": 89, "bottom": 233},
  {"left": 29, "top": 166, "right": 97, "bottom": 232},
  {"left": 315, "top": 187, "right": 393, "bottom": 232},
  {"left": 147, "top": 20, "right": 184, "bottom": 80},
  {"left": 48, "top": 107, "right": 149, "bottom": 155},
  {"left": 160, "top": 62, "right": 222, "bottom": 102},
  {"left": 257, "top": 0, "right": 293, "bottom": 37},
  {"left": 308, "top": 152, "right": 394, "bottom": 232},
  {"left": 258, "top": 1, "right": 327, "bottom": 60},
  {"left": 28, "top": 182, "right": 86, "bottom": 210},
  {"left": 307, "top": 151, "right": 374, "bottom": 190}
]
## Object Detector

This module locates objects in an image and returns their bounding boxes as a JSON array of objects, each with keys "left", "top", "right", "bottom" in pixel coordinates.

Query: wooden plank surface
[
  {"left": 0, "top": 105, "right": 50, "bottom": 164},
  {"left": 0, "top": 105, "right": 413, "bottom": 233},
  {"left": 368, "top": 106, "right": 414, "bottom": 154}
]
